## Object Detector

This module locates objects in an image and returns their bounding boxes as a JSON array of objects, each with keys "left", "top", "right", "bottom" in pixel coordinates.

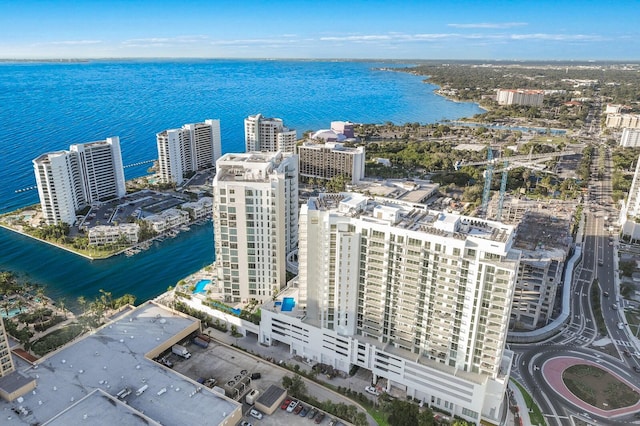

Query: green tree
[{"left": 387, "top": 400, "right": 420, "bottom": 426}]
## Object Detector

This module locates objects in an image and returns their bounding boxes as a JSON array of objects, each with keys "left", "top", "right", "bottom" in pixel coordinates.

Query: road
[{"left": 511, "top": 142, "right": 640, "bottom": 425}]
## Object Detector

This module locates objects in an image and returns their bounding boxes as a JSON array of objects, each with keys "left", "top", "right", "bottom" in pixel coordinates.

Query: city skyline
[{"left": 1, "top": 0, "right": 638, "bottom": 60}]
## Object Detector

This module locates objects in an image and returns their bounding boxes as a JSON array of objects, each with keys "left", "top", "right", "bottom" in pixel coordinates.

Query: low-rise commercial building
[
  {"left": 88, "top": 223, "right": 140, "bottom": 246},
  {"left": 0, "top": 302, "right": 242, "bottom": 425}
]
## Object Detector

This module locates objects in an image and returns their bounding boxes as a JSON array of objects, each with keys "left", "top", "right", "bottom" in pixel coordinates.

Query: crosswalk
[{"left": 614, "top": 339, "right": 634, "bottom": 348}]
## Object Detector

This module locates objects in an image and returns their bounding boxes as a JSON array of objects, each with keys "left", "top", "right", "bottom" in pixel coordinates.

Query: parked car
[
  {"left": 308, "top": 408, "right": 318, "bottom": 419},
  {"left": 300, "top": 406, "right": 310, "bottom": 417},
  {"left": 281, "top": 398, "right": 292, "bottom": 410},
  {"left": 286, "top": 400, "right": 299, "bottom": 413},
  {"left": 294, "top": 404, "right": 304, "bottom": 415},
  {"left": 251, "top": 372, "right": 262, "bottom": 379},
  {"left": 315, "top": 412, "right": 326, "bottom": 424},
  {"left": 249, "top": 409, "right": 263, "bottom": 420},
  {"left": 365, "top": 385, "right": 380, "bottom": 396}
]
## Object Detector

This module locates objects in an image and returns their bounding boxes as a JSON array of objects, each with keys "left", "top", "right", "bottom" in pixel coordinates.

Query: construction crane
[{"left": 457, "top": 146, "right": 577, "bottom": 220}]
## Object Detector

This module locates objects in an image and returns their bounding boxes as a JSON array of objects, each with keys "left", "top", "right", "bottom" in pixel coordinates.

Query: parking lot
[{"left": 168, "top": 338, "right": 360, "bottom": 426}]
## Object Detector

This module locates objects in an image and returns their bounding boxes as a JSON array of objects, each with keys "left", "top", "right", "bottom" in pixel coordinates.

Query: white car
[
  {"left": 286, "top": 400, "right": 298, "bottom": 413},
  {"left": 249, "top": 409, "right": 263, "bottom": 420},
  {"left": 365, "top": 386, "right": 380, "bottom": 396}
]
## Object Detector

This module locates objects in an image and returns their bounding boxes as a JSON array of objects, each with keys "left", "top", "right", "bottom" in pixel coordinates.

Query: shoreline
[{"left": 0, "top": 223, "right": 97, "bottom": 261}]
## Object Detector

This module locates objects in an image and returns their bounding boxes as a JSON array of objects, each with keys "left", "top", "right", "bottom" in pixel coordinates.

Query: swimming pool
[
  {"left": 193, "top": 279, "right": 211, "bottom": 294},
  {"left": 0, "top": 308, "right": 22, "bottom": 318},
  {"left": 281, "top": 297, "right": 295, "bottom": 312}
]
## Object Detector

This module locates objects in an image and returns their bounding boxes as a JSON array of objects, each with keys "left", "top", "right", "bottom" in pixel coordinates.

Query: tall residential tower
[
  {"left": 260, "top": 193, "right": 520, "bottom": 424},
  {"left": 33, "top": 137, "right": 125, "bottom": 225},
  {"left": 244, "top": 114, "right": 297, "bottom": 153},
  {"left": 156, "top": 119, "right": 221, "bottom": 185},
  {"left": 212, "top": 151, "right": 298, "bottom": 303}
]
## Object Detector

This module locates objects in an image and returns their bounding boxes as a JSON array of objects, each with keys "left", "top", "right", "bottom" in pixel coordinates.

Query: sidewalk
[{"left": 506, "top": 382, "right": 533, "bottom": 426}]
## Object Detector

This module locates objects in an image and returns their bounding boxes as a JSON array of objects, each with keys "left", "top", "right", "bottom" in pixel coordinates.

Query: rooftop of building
[
  {"left": 349, "top": 179, "right": 439, "bottom": 204},
  {"left": 306, "top": 192, "right": 514, "bottom": 245},
  {"left": 513, "top": 209, "right": 573, "bottom": 255},
  {"left": 215, "top": 151, "right": 295, "bottom": 183},
  {"left": 1, "top": 301, "right": 240, "bottom": 426}
]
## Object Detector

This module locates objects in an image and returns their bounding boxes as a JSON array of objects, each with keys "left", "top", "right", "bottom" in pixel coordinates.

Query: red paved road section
[{"left": 542, "top": 356, "right": 640, "bottom": 418}]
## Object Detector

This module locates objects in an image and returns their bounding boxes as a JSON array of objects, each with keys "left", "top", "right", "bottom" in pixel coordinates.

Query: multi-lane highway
[{"left": 511, "top": 144, "right": 640, "bottom": 425}]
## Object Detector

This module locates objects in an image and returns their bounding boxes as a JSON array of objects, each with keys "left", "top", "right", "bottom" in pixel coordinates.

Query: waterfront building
[
  {"left": 143, "top": 208, "right": 190, "bottom": 234},
  {"left": 259, "top": 193, "right": 520, "bottom": 425},
  {"left": 213, "top": 152, "right": 298, "bottom": 303},
  {"left": 606, "top": 113, "right": 640, "bottom": 129},
  {"left": 496, "top": 89, "right": 544, "bottom": 106},
  {"left": 181, "top": 197, "right": 213, "bottom": 220},
  {"left": 88, "top": 223, "right": 140, "bottom": 246},
  {"left": 33, "top": 137, "right": 125, "bottom": 226},
  {"left": 156, "top": 119, "right": 221, "bottom": 185},
  {"left": 244, "top": 114, "right": 297, "bottom": 153},
  {"left": 70, "top": 137, "right": 126, "bottom": 203},
  {"left": 310, "top": 121, "right": 356, "bottom": 142},
  {"left": 620, "top": 128, "right": 640, "bottom": 147},
  {"left": 33, "top": 151, "right": 86, "bottom": 226},
  {"left": 297, "top": 141, "right": 365, "bottom": 184}
]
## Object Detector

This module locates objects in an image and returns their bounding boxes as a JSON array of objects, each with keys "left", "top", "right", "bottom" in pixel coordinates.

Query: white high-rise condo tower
[
  {"left": 244, "top": 114, "right": 297, "bottom": 153},
  {"left": 33, "top": 137, "right": 125, "bottom": 225},
  {"left": 157, "top": 119, "right": 221, "bottom": 185},
  {"left": 260, "top": 193, "right": 520, "bottom": 425},
  {"left": 213, "top": 151, "right": 298, "bottom": 303}
]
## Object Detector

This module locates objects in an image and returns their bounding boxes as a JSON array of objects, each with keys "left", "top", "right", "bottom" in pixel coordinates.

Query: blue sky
[{"left": 0, "top": 0, "right": 637, "bottom": 60}]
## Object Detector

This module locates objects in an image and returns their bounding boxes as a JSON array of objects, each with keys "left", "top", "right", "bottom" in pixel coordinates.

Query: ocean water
[{"left": 0, "top": 60, "right": 483, "bottom": 307}]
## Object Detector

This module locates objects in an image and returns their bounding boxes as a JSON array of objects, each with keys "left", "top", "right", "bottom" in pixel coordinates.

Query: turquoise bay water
[{"left": 0, "top": 60, "right": 483, "bottom": 307}]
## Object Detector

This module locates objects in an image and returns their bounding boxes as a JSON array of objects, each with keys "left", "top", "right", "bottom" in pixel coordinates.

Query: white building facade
[
  {"left": 606, "top": 114, "right": 640, "bottom": 129},
  {"left": 620, "top": 128, "right": 640, "bottom": 147},
  {"left": 244, "top": 114, "right": 297, "bottom": 153},
  {"left": 156, "top": 119, "right": 221, "bottom": 185},
  {"left": 213, "top": 152, "right": 299, "bottom": 303},
  {"left": 88, "top": 223, "right": 140, "bottom": 246},
  {"left": 260, "top": 193, "right": 520, "bottom": 425},
  {"left": 33, "top": 137, "right": 125, "bottom": 225},
  {"left": 70, "top": 136, "right": 126, "bottom": 202},
  {"left": 496, "top": 89, "right": 544, "bottom": 106}
]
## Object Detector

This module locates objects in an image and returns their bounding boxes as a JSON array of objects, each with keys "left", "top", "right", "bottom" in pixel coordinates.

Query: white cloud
[
  {"left": 38, "top": 40, "right": 103, "bottom": 46},
  {"left": 448, "top": 22, "right": 528, "bottom": 29}
]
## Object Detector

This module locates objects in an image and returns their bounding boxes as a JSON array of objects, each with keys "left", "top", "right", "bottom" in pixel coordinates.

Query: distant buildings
[
  {"left": 309, "top": 121, "right": 356, "bottom": 142},
  {"left": 260, "top": 193, "right": 520, "bottom": 425},
  {"left": 156, "top": 119, "right": 221, "bottom": 185},
  {"left": 620, "top": 128, "right": 640, "bottom": 147},
  {"left": 297, "top": 141, "right": 365, "bottom": 184},
  {"left": 496, "top": 89, "right": 544, "bottom": 107},
  {"left": 212, "top": 152, "right": 299, "bottom": 303},
  {"left": 244, "top": 114, "right": 297, "bottom": 153},
  {"left": 33, "top": 137, "right": 125, "bottom": 225},
  {"left": 605, "top": 113, "right": 640, "bottom": 129}
]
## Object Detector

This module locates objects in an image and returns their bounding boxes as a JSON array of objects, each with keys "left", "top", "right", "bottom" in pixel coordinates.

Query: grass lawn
[
  {"left": 562, "top": 364, "right": 640, "bottom": 409},
  {"left": 511, "top": 379, "right": 547, "bottom": 426}
]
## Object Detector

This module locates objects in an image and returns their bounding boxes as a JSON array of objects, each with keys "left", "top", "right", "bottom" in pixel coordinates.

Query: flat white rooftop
[{"left": 2, "top": 302, "right": 240, "bottom": 426}]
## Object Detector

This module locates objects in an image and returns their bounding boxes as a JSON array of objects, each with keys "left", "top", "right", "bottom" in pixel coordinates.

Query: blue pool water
[
  {"left": 193, "top": 279, "right": 211, "bottom": 294},
  {"left": 281, "top": 297, "right": 295, "bottom": 312}
]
